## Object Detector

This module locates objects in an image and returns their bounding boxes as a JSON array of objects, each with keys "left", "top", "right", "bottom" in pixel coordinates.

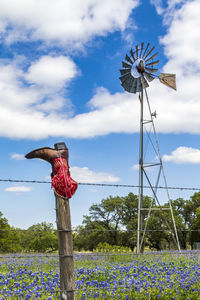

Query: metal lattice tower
[{"left": 119, "top": 42, "right": 181, "bottom": 254}]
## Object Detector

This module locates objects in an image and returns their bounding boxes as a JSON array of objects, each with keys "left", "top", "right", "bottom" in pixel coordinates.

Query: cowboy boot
[
  {"left": 25, "top": 143, "right": 69, "bottom": 163},
  {"left": 25, "top": 143, "right": 77, "bottom": 198}
]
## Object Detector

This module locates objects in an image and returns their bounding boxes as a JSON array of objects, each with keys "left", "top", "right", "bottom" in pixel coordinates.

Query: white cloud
[
  {"left": 147, "top": 0, "right": 200, "bottom": 135},
  {"left": 11, "top": 153, "right": 25, "bottom": 160},
  {"left": 161, "top": 0, "right": 200, "bottom": 72},
  {"left": 163, "top": 146, "right": 200, "bottom": 164},
  {"left": 70, "top": 166, "right": 120, "bottom": 183},
  {"left": 0, "top": 70, "right": 142, "bottom": 138},
  {"left": 4, "top": 186, "right": 33, "bottom": 193},
  {"left": 0, "top": 1, "right": 200, "bottom": 139},
  {"left": 150, "top": 0, "right": 164, "bottom": 14},
  {"left": 0, "top": 0, "right": 139, "bottom": 48},
  {"left": 0, "top": 55, "right": 78, "bottom": 139},
  {"left": 132, "top": 164, "right": 139, "bottom": 170},
  {"left": 25, "top": 56, "right": 78, "bottom": 89}
]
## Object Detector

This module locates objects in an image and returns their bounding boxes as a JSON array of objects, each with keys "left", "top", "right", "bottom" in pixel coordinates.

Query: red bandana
[{"left": 51, "top": 157, "right": 78, "bottom": 198}]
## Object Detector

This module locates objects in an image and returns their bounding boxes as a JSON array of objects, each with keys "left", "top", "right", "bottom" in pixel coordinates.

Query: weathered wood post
[
  {"left": 55, "top": 192, "right": 75, "bottom": 300},
  {"left": 25, "top": 142, "right": 78, "bottom": 300}
]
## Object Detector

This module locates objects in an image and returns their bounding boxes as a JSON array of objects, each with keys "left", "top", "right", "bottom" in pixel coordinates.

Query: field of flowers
[{"left": 1, "top": 251, "right": 200, "bottom": 299}]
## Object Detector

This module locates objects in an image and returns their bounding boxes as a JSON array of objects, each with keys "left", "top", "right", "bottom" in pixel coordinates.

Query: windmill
[{"left": 119, "top": 42, "right": 180, "bottom": 254}]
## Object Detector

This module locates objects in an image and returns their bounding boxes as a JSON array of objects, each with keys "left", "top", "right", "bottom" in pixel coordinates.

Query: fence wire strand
[
  {"left": 1, "top": 228, "right": 200, "bottom": 232},
  {"left": 0, "top": 178, "right": 200, "bottom": 191},
  {"left": 1, "top": 250, "right": 200, "bottom": 260}
]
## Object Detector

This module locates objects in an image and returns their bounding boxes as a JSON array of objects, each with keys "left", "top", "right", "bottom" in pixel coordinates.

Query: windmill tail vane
[{"left": 119, "top": 42, "right": 176, "bottom": 93}]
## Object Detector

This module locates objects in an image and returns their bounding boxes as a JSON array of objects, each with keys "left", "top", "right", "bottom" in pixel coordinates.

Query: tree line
[{"left": 1, "top": 192, "right": 200, "bottom": 253}]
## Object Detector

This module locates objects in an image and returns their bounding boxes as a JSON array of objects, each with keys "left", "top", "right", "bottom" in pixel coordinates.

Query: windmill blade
[
  {"left": 122, "top": 61, "right": 132, "bottom": 69},
  {"left": 144, "top": 72, "right": 155, "bottom": 82},
  {"left": 119, "top": 73, "right": 131, "bottom": 83},
  {"left": 136, "top": 77, "right": 142, "bottom": 92},
  {"left": 142, "top": 42, "right": 150, "bottom": 58},
  {"left": 130, "top": 77, "right": 138, "bottom": 93},
  {"left": 159, "top": 73, "right": 176, "bottom": 90},
  {"left": 145, "top": 67, "right": 158, "bottom": 74},
  {"left": 130, "top": 49, "right": 136, "bottom": 62},
  {"left": 125, "top": 54, "right": 133, "bottom": 65},
  {"left": 121, "top": 77, "right": 134, "bottom": 92},
  {"left": 146, "top": 60, "right": 159, "bottom": 67},
  {"left": 144, "top": 46, "right": 155, "bottom": 60},
  {"left": 125, "top": 75, "right": 134, "bottom": 86},
  {"left": 121, "top": 82, "right": 131, "bottom": 92},
  {"left": 140, "top": 76, "right": 149, "bottom": 89},
  {"left": 120, "top": 69, "right": 131, "bottom": 76},
  {"left": 140, "top": 42, "right": 144, "bottom": 57},
  {"left": 145, "top": 52, "right": 158, "bottom": 63},
  {"left": 135, "top": 45, "right": 139, "bottom": 59}
]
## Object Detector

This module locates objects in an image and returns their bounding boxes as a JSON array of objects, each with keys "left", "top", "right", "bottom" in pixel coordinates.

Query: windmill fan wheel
[{"left": 119, "top": 42, "right": 159, "bottom": 94}]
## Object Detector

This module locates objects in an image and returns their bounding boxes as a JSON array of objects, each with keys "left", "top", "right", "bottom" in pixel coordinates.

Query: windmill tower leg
[
  {"left": 137, "top": 89, "right": 144, "bottom": 254},
  {"left": 140, "top": 88, "right": 181, "bottom": 253}
]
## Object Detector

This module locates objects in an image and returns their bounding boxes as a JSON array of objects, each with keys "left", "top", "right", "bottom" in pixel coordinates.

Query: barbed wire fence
[
  {"left": 1, "top": 178, "right": 200, "bottom": 298},
  {"left": 0, "top": 178, "right": 200, "bottom": 191},
  {"left": 1, "top": 177, "right": 200, "bottom": 246}
]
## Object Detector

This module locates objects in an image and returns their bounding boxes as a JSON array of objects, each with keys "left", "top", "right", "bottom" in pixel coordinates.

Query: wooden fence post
[{"left": 55, "top": 192, "right": 75, "bottom": 300}]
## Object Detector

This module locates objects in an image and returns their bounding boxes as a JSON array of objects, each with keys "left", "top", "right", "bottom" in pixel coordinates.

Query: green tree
[
  {"left": 0, "top": 212, "right": 22, "bottom": 253},
  {"left": 121, "top": 193, "right": 152, "bottom": 251},
  {"left": 146, "top": 210, "right": 170, "bottom": 251},
  {"left": 74, "top": 192, "right": 200, "bottom": 252},
  {"left": 0, "top": 211, "right": 10, "bottom": 252},
  {"left": 23, "top": 222, "right": 58, "bottom": 252},
  {"left": 73, "top": 223, "right": 111, "bottom": 251},
  {"left": 169, "top": 198, "right": 192, "bottom": 249},
  {"left": 187, "top": 193, "right": 200, "bottom": 248},
  {"left": 85, "top": 196, "right": 124, "bottom": 246},
  {"left": 75, "top": 193, "right": 152, "bottom": 251},
  {"left": 189, "top": 207, "right": 200, "bottom": 248}
]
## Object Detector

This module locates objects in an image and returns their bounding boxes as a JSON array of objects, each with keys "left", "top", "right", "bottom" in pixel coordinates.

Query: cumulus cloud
[
  {"left": 25, "top": 56, "right": 78, "bottom": 89},
  {"left": 147, "top": 0, "right": 200, "bottom": 135},
  {"left": 0, "top": 0, "right": 139, "bottom": 48},
  {"left": 163, "top": 146, "right": 200, "bottom": 164},
  {"left": 70, "top": 166, "right": 120, "bottom": 183},
  {"left": 0, "top": 1, "right": 199, "bottom": 139},
  {"left": 161, "top": 0, "right": 200, "bottom": 72},
  {"left": 10, "top": 153, "right": 25, "bottom": 160},
  {"left": 4, "top": 186, "right": 33, "bottom": 193},
  {"left": 0, "top": 71, "right": 141, "bottom": 138},
  {"left": 0, "top": 55, "right": 78, "bottom": 139}
]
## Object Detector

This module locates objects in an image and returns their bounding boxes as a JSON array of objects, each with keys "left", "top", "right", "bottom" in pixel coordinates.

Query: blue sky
[{"left": 0, "top": 0, "right": 200, "bottom": 229}]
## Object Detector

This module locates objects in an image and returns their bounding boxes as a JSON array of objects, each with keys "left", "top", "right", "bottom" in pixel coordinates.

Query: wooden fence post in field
[
  {"left": 25, "top": 142, "right": 78, "bottom": 300},
  {"left": 55, "top": 192, "right": 76, "bottom": 300}
]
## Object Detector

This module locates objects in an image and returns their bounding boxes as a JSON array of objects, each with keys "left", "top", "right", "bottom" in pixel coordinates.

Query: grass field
[{"left": 1, "top": 251, "right": 200, "bottom": 299}]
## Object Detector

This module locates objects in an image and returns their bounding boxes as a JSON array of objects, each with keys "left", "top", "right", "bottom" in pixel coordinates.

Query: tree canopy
[{"left": 1, "top": 192, "right": 200, "bottom": 253}]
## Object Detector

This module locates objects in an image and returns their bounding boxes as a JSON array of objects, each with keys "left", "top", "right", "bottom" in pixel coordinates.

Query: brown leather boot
[
  {"left": 25, "top": 142, "right": 78, "bottom": 198},
  {"left": 25, "top": 143, "right": 69, "bottom": 163}
]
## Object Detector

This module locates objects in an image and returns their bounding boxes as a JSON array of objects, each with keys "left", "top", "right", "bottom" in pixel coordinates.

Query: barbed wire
[
  {"left": 1, "top": 250, "right": 199, "bottom": 260},
  {"left": 0, "top": 178, "right": 200, "bottom": 191},
  {"left": 0, "top": 254, "right": 59, "bottom": 258},
  {"left": 1, "top": 228, "right": 200, "bottom": 232}
]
